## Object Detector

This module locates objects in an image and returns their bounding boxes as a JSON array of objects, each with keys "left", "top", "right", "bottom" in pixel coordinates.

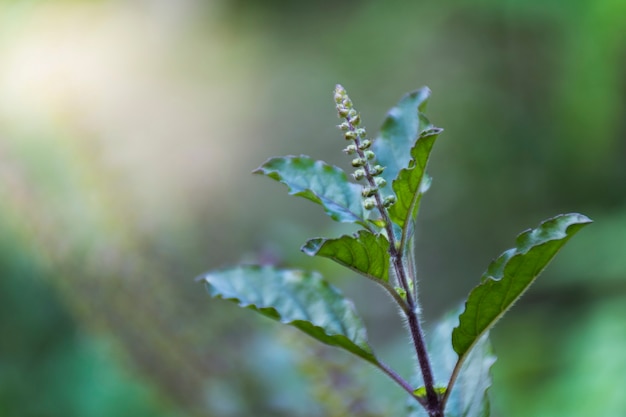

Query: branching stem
[
  {"left": 358, "top": 136, "right": 442, "bottom": 416},
  {"left": 337, "top": 86, "right": 443, "bottom": 416},
  {"left": 375, "top": 360, "right": 426, "bottom": 408}
]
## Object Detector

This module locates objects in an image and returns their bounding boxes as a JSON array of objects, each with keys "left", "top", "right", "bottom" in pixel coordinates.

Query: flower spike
[{"left": 334, "top": 85, "right": 396, "bottom": 213}]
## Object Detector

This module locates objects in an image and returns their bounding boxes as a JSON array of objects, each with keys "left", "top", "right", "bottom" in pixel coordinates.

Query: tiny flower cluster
[{"left": 334, "top": 85, "right": 396, "bottom": 211}]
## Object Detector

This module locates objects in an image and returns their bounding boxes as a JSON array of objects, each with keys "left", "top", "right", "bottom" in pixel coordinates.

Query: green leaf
[
  {"left": 373, "top": 87, "right": 434, "bottom": 186},
  {"left": 413, "top": 385, "right": 447, "bottom": 400},
  {"left": 301, "top": 230, "right": 390, "bottom": 283},
  {"left": 198, "top": 265, "right": 377, "bottom": 364},
  {"left": 407, "top": 309, "right": 495, "bottom": 417},
  {"left": 253, "top": 155, "right": 367, "bottom": 225},
  {"left": 452, "top": 213, "right": 592, "bottom": 360},
  {"left": 388, "top": 127, "right": 442, "bottom": 240},
  {"left": 301, "top": 231, "right": 408, "bottom": 309}
]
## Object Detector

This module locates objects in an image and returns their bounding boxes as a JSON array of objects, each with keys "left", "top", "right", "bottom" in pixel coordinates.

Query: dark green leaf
[
  {"left": 198, "top": 265, "right": 377, "bottom": 364},
  {"left": 373, "top": 87, "right": 434, "bottom": 186},
  {"left": 452, "top": 213, "right": 592, "bottom": 360},
  {"left": 388, "top": 127, "right": 442, "bottom": 238},
  {"left": 301, "top": 230, "right": 390, "bottom": 283},
  {"left": 253, "top": 155, "right": 366, "bottom": 225}
]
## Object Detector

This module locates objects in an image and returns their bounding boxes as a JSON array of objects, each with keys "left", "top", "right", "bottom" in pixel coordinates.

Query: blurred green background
[{"left": 0, "top": 0, "right": 624, "bottom": 416}]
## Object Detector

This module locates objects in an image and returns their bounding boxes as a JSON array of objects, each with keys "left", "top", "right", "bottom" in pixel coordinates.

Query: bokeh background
[{"left": 1, "top": 1, "right": 625, "bottom": 416}]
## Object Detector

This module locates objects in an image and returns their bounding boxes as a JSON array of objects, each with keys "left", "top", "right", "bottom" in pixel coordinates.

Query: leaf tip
[
  {"left": 570, "top": 212, "right": 593, "bottom": 225},
  {"left": 194, "top": 273, "right": 208, "bottom": 283},
  {"left": 300, "top": 238, "right": 323, "bottom": 256}
]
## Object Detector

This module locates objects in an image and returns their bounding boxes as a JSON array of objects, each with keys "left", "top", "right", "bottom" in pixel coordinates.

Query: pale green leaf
[
  {"left": 373, "top": 87, "right": 434, "bottom": 186},
  {"left": 437, "top": 312, "right": 494, "bottom": 417},
  {"left": 198, "top": 265, "right": 377, "bottom": 364},
  {"left": 446, "top": 333, "right": 494, "bottom": 417},
  {"left": 452, "top": 213, "right": 592, "bottom": 360},
  {"left": 407, "top": 309, "right": 495, "bottom": 417},
  {"left": 253, "top": 155, "right": 367, "bottom": 225}
]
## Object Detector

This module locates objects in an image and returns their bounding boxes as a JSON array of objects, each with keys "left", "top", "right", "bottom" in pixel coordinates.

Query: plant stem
[
  {"left": 363, "top": 166, "right": 441, "bottom": 416},
  {"left": 357, "top": 171, "right": 440, "bottom": 414},
  {"left": 391, "top": 254, "right": 442, "bottom": 417},
  {"left": 340, "top": 96, "right": 442, "bottom": 416},
  {"left": 376, "top": 360, "right": 426, "bottom": 408}
]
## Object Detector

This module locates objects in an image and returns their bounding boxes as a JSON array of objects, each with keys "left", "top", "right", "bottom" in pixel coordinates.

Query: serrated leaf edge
[
  {"left": 301, "top": 232, "right": 409, "bottom": 311},
  {"left": 253, "top": 155, "right": 369, "bottom": 227},
  {"left": 198, "top": 266, "right": 378, "bottom": 363}
]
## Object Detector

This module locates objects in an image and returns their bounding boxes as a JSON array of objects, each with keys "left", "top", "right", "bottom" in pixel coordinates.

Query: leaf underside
[
  {"left": 253, "top": 155, "right": 367, "bottom": 225},
  {"left": 198, "top": 265, "right": 377, "bottom": 364},
  {"left": 373, "top": 87, "right": 434, "bottom": 187},
  {"left": 446, "top": 333, "right": 494, "bottom": 417},
  {"left": 409, "top": 309, "right": 495, "bottom": 417},
  {"left": 452, "top": 213, "right": 593, "bottom": 360},
  {"left": 301, "top": 230, "right": 390, "bottom": 283}
]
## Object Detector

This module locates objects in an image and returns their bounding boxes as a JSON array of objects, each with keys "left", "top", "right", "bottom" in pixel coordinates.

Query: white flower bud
[
  {"left": 361, "top": 186, "right": 378, "bottom": 197},
  {"left": 353, "top": 169, "right": 366, "bottom": 180},
  {"left": 370, "top": 165, "right": 385, "bottom": 176},
  {"left": 363, "top": 198, "right": 376, "bottom": 210},
  {"left": 383, "top": 195, "right": 396, "bottom": 207},
  {"left": 344, "top": 131, "right": 357, "bottom": 140},
  {"left": 337, "top": 107, "right": 349, "bottom": 118},
  {"left": 349, "top": 115, "right": 361, "bottom": 126},
  {"left": 351, "top": 158, "right": 366, "bottom": 167},
  {"left": 334, "top": 84, "right": 347, "bottom": 103}
]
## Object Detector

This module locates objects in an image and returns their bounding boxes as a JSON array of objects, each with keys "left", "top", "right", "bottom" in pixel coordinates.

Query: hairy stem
[
  {"left": 359, "top": 142, "right": 440, "bottom": 416},
  {"left": 337, "top": 87, "right": 441, "bottom": 416},
  {"left": 391, "top": 253, "right": 441, "bottom": 416},
  {"left": 376, "top": 360, "right": 426, "bottom": 408}
]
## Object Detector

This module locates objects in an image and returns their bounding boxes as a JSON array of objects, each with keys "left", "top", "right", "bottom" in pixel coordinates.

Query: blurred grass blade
[
  {"left": 301, "top": 231, "right": 390, "bottom": 282},
  {"left": 253, "top": 155, "right": 367, "bottom": 225},
  {"left": 452, "top": 214, "right": 592, "bottom": 360},
  {"left": 198, "top": 265, "right": 377, "bottom": 364},
  {"left": 389, "top": 127, "right": 442, "bottom": 242},
  {"left": 372, "top": 87, "right": 434, "bottom": 186}
]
